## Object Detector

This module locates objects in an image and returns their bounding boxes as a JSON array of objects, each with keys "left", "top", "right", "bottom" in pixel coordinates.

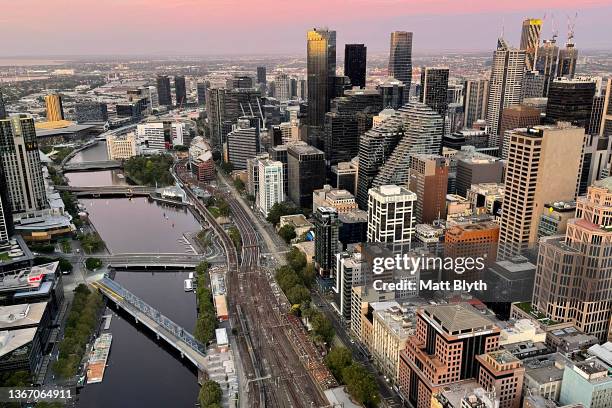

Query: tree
[
  {"left": 85, "top": 257, "right": 102, "bottom": 271},
  {"left": 325, "top": 347, "right": 353, "bottom": 383},
  {"left": 310, "top": 311, "right": 335, "bottom": 345},
  {"left": 285, "top": 284, "right": 310, "bottom": 305},
  {"left": 217, "top": 197, "right": 230, "bottom": 217},
  {"left": 266, "top": 202, "right": 301, "bottom": 226},
  {"left": 286, "top": 247, "right": 307, "bottom": 272},
  {"left": 233, "top": 178, "right": 245, "bottom": 192},
  {"left": 278, "top": 225, "right": 296, "bottom": 243},
  {"left": 342, "top": 363, "right": 381, "bottom": 407},
  {"left": 199, "top": 380, "right": 223, "bottom": 407},
  {"left": 58, "top": 258, "right": 73, "bottom": 273}
]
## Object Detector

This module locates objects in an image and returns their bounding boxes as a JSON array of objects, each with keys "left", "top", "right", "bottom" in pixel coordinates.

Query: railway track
[{"left": 177, "top": 164, "right": 326, "bottom": 408}]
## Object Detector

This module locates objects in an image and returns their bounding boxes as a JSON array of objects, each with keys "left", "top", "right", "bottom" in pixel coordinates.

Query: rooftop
[
  {"left": 0, "top": 328, "right": 37, "bottom": 358},
  {"left": 422, "top": 303, "right": 496, "bottom": 336},
  {"left": 0, "top": 302, "right": 47, "bottom": 329}
]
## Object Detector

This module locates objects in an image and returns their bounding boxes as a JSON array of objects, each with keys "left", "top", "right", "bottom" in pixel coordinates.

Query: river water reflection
[{"left": 71, "top": 141, "right": 201, "bottom": 407}]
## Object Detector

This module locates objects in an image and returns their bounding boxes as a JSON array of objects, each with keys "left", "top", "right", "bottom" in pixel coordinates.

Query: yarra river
[{"left": 66, "top": 142, "right": 201, "bottom": 407}]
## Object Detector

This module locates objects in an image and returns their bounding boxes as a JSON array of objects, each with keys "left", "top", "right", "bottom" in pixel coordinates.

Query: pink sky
[{"left": 2, "top": 0, "right": 610, "bottom": 55}]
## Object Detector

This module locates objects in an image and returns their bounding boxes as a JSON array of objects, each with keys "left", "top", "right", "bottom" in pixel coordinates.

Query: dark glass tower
[
  {"left": 257, "top": 66, "right": 267, "bottom": 84},
  {"left": 419, "top": 67, "right": 449, "bottom": 116},
  {"left": 307, "top": 28, "right": 336, "bottom": 148},
  {"left": 156, "top": 75, "right": 172, "bottom": 107},
  {"left": 344, "top": 44, "right": 367, "bottom": 89},
  {"left": 388, "top": 31, "right": 413, "bottom": 89},
  {"left": 546, "top": 79, "right": 596, "bottom": 129},
  {"left": 0, "top": 89, "right": 6, "bottom": 120},
  {"left": 174, "top": 75, "right": 187, "bottom": 107}
]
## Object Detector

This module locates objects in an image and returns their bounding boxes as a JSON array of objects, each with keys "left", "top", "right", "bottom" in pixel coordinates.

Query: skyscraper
[
  {"left": 324, "top": 89, "right": 383, "bottom": 171},
  {"left": 256, "top": 66, "right": 267, "bottom": 84},
  {"left": 314, "top": 207, "right": 340, "bottom": 276},
  {"left": 463, "top": 79, "right": 489, "bottom": 128},
  {"left": 519, "top": 18, "right": 543, "bottom": 71},
  {"left": 44, "top": 93, "right": 64, "bottom": 121},
  {"left": 75, "top": 102, "right": 108, "bottom": 123},
  {"left": 257, "top": 159, "right": 284, "bottom": 217},
  {"left": 0, "top": 89, "right": 6, "bottom": 120},
  {"left": 344, "top": 44, "right": 367, "bottom": 89},
  {"left": 367, "top": 184, "right": 415, "bottom": 244},
  {"left": 307, "top": 27, "right": 336, "bottom": 148},
  {"left": 378, "top": 77, "right": 405, "bottom": 109},
  {"left": 388, "top": 31, "right": 413, "bottom": 89},
  {"left": 419, "top": 67, "right": 449, "bottom": 116},
  {"left": 274, "top": 72, "right": 290, "bottom": 101},
  {"left": 532, "top": 177, "right": 612, "bottom": 341},
  {"left": 0, "top": 163, "right": 14, "bottom": 246},
  {"left": 589, "top": 95, "right": 605, "bottom": 137},
  {"left": 174, "top": 75, "right": 187, "bottom": 107},
  {"left": 287, "top": 143, "right": 326, "bottom": 208},
  {"left": 499, "top": 105, "right": 542, "bottom": 159},
  {"left": 206, "top": 87, "right": 261, "bottom": 149},
  {"left": 0, "top": 116, "right": 47, "bottom": 213},
  {"left": 226, "top": 116, "right": 260, "bottom": 171},
  {"left": 558, "top": 41, "right": 578, "bottom": 79},
  {"left": 522, "top": 70, "right": 546, "bottom": 99},
  {"left": 409, "top": 154, "right": 448, "bottom": 224},
  {"left": 196, "top": 82, "right": 207, "bottom": 106},
  {"left": 535, "top": 38, "right": 559, "bottom": 96},
  {"left": 499, "top": 124, "right": 585, "bottom": 257},
  {"left": 486, "top": 39, "right": 526, "bottom": 143},
  {"left": 156, "top": 75, "right": 172, "bottom": 107},
  {"left": 356, "top": 103, "right": 443, "bottom": 208},
  {"left": 546, "top": 78, "right": 596, "bottom": 129}
]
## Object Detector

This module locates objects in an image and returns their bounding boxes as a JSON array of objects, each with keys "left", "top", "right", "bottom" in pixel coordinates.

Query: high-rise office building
[
  {"left": 535, "top": 38, "right": 559, "bottom": 96},
  {"left": 367, "top": 184, "right": 416, "bottom": 244},
  {"left": 0, "top": 164, "right": 14, "bottom": 245},
  {"left": 546, "top": 78, "right": 596, "bottom": 129},
  {"left": 44, "top": 94, "right": 64, "bottom": 121},
  {"left": 174, "top": 75, "right": 187, "bottom": 107},
  {"left": 486, "top": 39, "right": 526, "bottom": 143},
  {"left": 499, "top": 105, "right": 542, "bottom": 159},
  {"left": 378, "top": 77, "right": 405, "bottom": 109},
  {"left": 156, "top": 75, "right": 172, "bottom": 107},
  {"left": 372, "top": 103, "right": 444, "bottom": 189},
  {"left": 0, "top": 89, "right": 6, "bottom": 120},
  {"left": 522, "top": 70, "right": 546, "bottom": 99},
  {"left": 398, "top": 304, "right": 501, "bottom": 408},
  {"left": 307, "top": 27, "right": 336, "bottom": 147},
  {"left": 463, "top": 79, "right": 489, "bottom": 129},
  {"left": 75, "top": 102, "right": 108, "bottom": 123},
  {"left": 0, "top": 116, "right": 47, "bottom": 213},
  {"left": 274, "top": 72, "right": 290, "bottom": 101},
  {"left": 533, "top": 177, "right": 612, "bottom": 341},
  {"left": 257, "top": 159, "right": 284, "bottom": 217},
  {"left": 388, "top": 31, "right": 413, "bottom": 89},
  {"left": 196, "top": 82, "right": 207, "bottom": 106},
  {"left": 287, "top": 143, "right": 325, "bottom": 208},
  {"left": 344, "top": 44, "right": 367, "bottom": 89},
  {"left": 499, "top": 124, "right": 585, "bottom": 256},
  {"left": 314, "top": 207, "right": 340, "bottom": 276},
  {"left": 147, "top": 86, "right": 159, "bottom": 109},
  {"left": 455, "top": 153, "right": 504, "bottom": 198},
  {"left": 601, "top": 79, "right": 612, "bottom": 140},
  {"left": 356, "top": 103, "right": 443, "bottom": 209},
  {"left": 409, "top": 154, "right": 448, "bottom": 224},
  {"left": 589, "top": 95, "right": 605, "bottom": 136},
  {"left": 558, "top": 41, "right": 578, "bottom": 79},
  {"left": 226, "top": 116, "right": 260, "bottom": 171},
  {"left": 269, "top": 144, "right": 289, "bottom": 196},
  {"left": 227, "top": 75, "right": 253, "bottom": 90},
  {"left": 256, "top": 66, "right": 267, "bottom": 84},
  {"left": 419, "top": 67, "right": 449, "bottom": 116},
  {"left": 324, "top": 89, "right": 382, "bottom": 170},
  {"left": 206, "top": 87, "right": 261, "bottom": 149},
  {"left": 519, "top": 18, "right": 543, "bottom": 71}
]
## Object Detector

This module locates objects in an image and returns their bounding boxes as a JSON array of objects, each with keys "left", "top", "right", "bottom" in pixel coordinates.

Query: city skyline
[{"left": 1, "top": 2, "right": 611, "bottom": 56}]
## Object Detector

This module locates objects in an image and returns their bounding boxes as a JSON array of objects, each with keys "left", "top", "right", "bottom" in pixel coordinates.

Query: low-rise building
[
  {"left": 106, "top": 133, "right": 137, "bottom": 160},
  {"left": 559, "top": 356, "right": 612, "bottom": 408},
  {"left": 537, "top": 201, "right": 577, "bottom": 238},
  {"left": 476, "top": 350, "right": 525, "bottom": 408},
  {"left": 499, "top": 319, "right": 546, "bottom": 346},
  {"left": 278, "top": 214, "right": 313, "bottom": 237},
  {"left": 313, "top": 185, "right": 357, "bottom": 214}
]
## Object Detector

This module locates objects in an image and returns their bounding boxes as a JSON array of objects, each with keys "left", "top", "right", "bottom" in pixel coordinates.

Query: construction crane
[{"left": 567, "top": 12, "right": 578, "bottom": 44}]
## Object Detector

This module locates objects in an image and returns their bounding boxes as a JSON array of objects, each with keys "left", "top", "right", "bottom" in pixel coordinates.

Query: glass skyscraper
[
  {"left": 344, "top": 44, "right": 366, "bottom": 89},
  {"left": 388, "top": 31, "right": 413, "bottom": 89}
]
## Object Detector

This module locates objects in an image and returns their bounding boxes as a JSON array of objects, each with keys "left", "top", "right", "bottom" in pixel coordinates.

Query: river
[{"left": 70, "top": 141, "right": 201, "bottom": 407}]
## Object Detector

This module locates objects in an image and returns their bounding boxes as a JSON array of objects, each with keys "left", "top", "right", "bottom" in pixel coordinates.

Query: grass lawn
[{"left": 0, "top": 252, "right": 10, "bottom": 261}]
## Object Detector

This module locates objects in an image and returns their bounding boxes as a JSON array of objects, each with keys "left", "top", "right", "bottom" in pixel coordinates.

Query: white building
[
  {"left": 107, "top": 133, "right": 137, "bottom": 160},
  {"left": 367, "top": 185, "right": 416, "bottom": 243},
  {"left": 274, "top": 72, "right": 291, "bottom": 101},
  {"left": 257, "top": 159, "right": 284, "bottom": 217},
  {"left": 136, "top": 122, "right": 186, "bottom": 151},
  {"left": 334, "top": 251, "right": 365, "bottom": 320},
  {"left": 147, "top": 86, "right": 159, "bottom": 109}
]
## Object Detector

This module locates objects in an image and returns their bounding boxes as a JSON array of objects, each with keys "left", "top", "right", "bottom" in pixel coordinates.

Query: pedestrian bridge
[
  {"left": 62, "top": 160, "right": 123, "bottom": 172},
  {"left": 91, "top": 277, "right": 208, "bottom": 381},
  {"left": 102, "top": 253, "right": 208, "bottom": 268},
  {"left": 55, "top": 185, "right": 154, "bottom": 197}
]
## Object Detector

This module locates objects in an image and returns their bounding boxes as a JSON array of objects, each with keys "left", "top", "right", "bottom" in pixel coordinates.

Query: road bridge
[
  {"left": 55, "top": 185, "right": 154, "bottom": 197},
  {"left": 91, "top": 277, "right": 208, "bottom": 382},
  {"left": 62, "top": 160, "right": 123, "bottom": 172}
]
